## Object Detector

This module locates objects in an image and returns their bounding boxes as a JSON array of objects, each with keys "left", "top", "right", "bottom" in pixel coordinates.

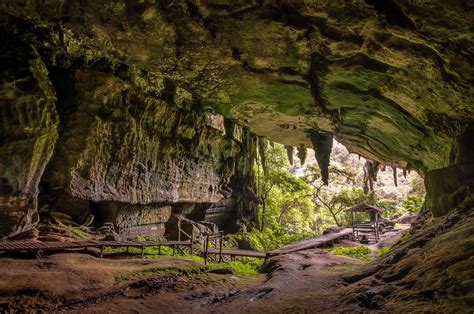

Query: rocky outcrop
[
  {"left": 343, "top": 200, "right": 474, "bottom": 312},
  {"left": 0, "top": 30, "right": 59, "bottom": 238},
  {"left": 425, "top": 128, "right": 474, "bottom": 217},
  {"left": 0, "top": 1, "right": 473, "bottom": 238}
]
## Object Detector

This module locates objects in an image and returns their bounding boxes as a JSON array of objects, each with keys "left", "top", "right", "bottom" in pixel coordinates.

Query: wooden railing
[{"left": 203, "top": 231, "right": 224, "bottom": 265}]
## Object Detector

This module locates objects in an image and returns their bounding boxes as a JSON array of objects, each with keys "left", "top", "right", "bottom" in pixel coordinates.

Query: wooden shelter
[{"left": 346, "top": 203, "right": 384, "bottom": 243}]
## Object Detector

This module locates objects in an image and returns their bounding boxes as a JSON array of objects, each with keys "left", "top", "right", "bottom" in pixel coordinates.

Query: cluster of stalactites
[
  {"left": 283, "top": 145, "right": 308, "bottom": 167},
  {"left": 297, "top": 145, "right": 307, "bottom": 165},
  {"left": 308, "top": 130, "right": 334, "bottom": 185},
  {"left": 363, "top": 160, "right": 409, "bottom": 194},
  {"left": 363, "top": 160, "right": 380, "bottom": 194}
]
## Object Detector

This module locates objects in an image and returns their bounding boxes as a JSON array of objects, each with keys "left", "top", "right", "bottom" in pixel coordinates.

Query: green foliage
[
  {"left": 104, "top": 244, "right": 175, "bottom": 257},
  {"left": 332, "top": 245, "right": 372, "bottom": 262},
  {"left": 228, "top": 258, "right": 262, "bottom": 276},
  {"left": 227, "top": 227, "right": 316, "bottom": 252},
  {"left": 401, "top": 195, "right": 424, "bottom": 213},
  {"left": 254, "top": 144, "right": 317, "bottom": 244},
  {"left": 205, "top": 257, "right": 263, "bottom": 276}
]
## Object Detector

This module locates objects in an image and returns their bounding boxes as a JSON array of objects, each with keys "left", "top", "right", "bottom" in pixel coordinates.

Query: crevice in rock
[{"left": 364, "top": 0, "right": 416, "bottom": 30}]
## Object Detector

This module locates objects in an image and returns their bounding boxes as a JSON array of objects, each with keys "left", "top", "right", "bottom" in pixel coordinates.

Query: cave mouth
[{"left": 0, "top": 1, "right": 473, "bottom": 312}]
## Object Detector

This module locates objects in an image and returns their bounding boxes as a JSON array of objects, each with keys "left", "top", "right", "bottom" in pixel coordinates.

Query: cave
[{"left": 0, "top": 1, "right": 472, "bottom": 312}]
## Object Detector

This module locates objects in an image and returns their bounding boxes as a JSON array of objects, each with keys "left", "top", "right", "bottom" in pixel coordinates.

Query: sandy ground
[{"left": 0, "top": 228, "right": 407, "bottom": 312}]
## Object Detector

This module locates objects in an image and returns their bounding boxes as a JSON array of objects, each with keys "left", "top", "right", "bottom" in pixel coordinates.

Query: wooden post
[
  {"left": 351, "top": 212, "right": 355, "bottom": 241},
  {"left": 219, "top": 232, "right": 223, "bottom": 263},
  {"left": 375, "top": 212, "right": 379, "bottom": 242},
  {"left": 100, "top": 246, "right": 104, "bottom": 258},
  {"left": 204, "top": 234, "right": 209, "bottom": 265}
]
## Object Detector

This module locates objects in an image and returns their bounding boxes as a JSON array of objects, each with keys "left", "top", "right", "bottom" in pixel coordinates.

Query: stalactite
[
  {"left": 363, "top": 160, "right": 380, "bottom": 194},
  {"left": 297, "top": 145, "right": 307, "bottom": 165},
  {"left": 258, "top": 136, "right": 268, "bottom": 175},
  {"left": 308, "top": 130, "right": 333, "bottom": 185},
  {"left": 392, "top": 167, "right": 398, "bottom": 187},
  {"left": 285, "top": 145, "right": 294, "bottom": 166}
]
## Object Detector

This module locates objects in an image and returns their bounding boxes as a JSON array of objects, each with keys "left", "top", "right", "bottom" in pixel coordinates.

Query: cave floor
[
  {"left": 0, "top": 229, "right": 407, "bottom": 313},
  {"left": 0, "top": 251, "right": 363, "bottom": 313}
]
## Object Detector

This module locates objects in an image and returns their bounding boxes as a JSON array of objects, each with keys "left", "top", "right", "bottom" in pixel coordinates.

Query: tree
[{"left": 255, "top": 144, "right": 314, "bottom": 236}]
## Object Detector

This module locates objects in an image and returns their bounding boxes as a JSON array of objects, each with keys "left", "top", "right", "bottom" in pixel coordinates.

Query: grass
[
  {"left": 204, "top": 257, "right": 264, "bottom": 276},
  {"left": 332, "top": 245, "right": 372, "bottom": 262},
  {"left": 114, "top": 256, "right": 263, "bottom": 282}
]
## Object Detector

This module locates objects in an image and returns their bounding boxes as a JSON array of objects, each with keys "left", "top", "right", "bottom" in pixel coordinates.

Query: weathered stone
[
  {"left": 0, "top": 1, "right": 472, "bottom": 239},
  {"left": 0, "top": 31, "right": 58, "bottom": 238}
]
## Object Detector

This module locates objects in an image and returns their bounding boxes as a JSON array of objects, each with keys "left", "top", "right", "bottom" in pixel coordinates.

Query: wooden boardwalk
[
  {"left": 0, "top": 228, "right": 352, "bottom": 260},
  {"left": 205, "top": 228, "right": 353, "bottom": 260},
  {"left": 267, "top": 228, "right": 353, "bottom": 256},
  {"left": 0, "top": 239, "right": 191, "bottom": 257}
]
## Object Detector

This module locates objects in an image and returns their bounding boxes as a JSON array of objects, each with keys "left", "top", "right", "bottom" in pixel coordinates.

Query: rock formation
[{"left": 0, "top": 0, "right": 472, "bottom": 250}]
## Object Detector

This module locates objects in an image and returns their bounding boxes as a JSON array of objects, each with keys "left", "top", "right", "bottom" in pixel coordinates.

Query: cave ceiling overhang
[{"left": 2, "top": 0, "right": 473, "bottom": 172}]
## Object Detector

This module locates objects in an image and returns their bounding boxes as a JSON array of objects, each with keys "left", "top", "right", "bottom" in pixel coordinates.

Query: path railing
[{"left": 203, "top": 231, "right": 223, "bottom": 265}]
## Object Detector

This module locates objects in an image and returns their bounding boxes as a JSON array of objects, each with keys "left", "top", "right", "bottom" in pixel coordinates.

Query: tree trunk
[{"left": 328, "top": 208, "right": 341, "bottom": 227}]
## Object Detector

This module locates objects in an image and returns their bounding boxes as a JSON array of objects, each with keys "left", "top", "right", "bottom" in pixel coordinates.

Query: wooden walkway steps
[{"left": 266, "top": 228, "right": 353, "bottom": 256}]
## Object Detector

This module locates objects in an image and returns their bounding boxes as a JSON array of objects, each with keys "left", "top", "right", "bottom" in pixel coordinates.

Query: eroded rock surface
[
  {"left": 343, "top": 201, "right": 474, "bottom": 311},
  {"left": 0, "top": 1, "right": 473, "bottom": 238}
]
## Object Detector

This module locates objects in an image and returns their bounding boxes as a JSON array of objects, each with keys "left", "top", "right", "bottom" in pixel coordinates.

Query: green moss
[
  {"left": 332, "top": 245, "right": 372, "bottom": 262},
  {"left": 377, "top": 246, "right": 389, "bottom": 257},
  {"left": 58, "top": 222, "right": 90, "bottom": 240}
]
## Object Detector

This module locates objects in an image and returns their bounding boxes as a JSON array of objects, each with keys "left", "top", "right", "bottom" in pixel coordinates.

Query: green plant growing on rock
[
  {"left": 377, "top": 246, "right": 390, "bottom": 257},
  {"left": 332, "top": 245, "right": 372, "bottom": 262}
]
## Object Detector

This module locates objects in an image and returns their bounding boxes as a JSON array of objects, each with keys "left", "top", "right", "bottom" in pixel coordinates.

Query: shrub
[{"left": 332, "top": 245, "right": 372, "bottom": 261}]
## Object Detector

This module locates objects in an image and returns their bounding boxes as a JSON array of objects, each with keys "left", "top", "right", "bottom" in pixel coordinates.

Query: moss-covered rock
[{"left": 0, "top": 0, "right": 473, "bottom": 238}]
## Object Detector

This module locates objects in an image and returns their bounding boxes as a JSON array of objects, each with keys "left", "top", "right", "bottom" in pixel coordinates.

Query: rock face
[
  {"left": 0, "top": 1, "right": 473, "bottom": 238},
  {"left": 343, "top": 201, "right": 474, "bottom": 311}
]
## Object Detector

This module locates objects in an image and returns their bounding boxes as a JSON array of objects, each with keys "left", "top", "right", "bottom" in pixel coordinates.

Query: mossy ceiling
[{"left": 2, "top": 0, "right": 473, "bottom": 172}]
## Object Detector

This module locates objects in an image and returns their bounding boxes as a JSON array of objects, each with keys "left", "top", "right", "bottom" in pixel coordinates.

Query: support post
[
  {"left": 204, "top": 234, "right": 209, "bottom": 265},
  {"left": 219, "top": 232, "right": 223, "bottom": 263},
  {"left": 178, "top": 219, "right": 181, "bottom": 243}
]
